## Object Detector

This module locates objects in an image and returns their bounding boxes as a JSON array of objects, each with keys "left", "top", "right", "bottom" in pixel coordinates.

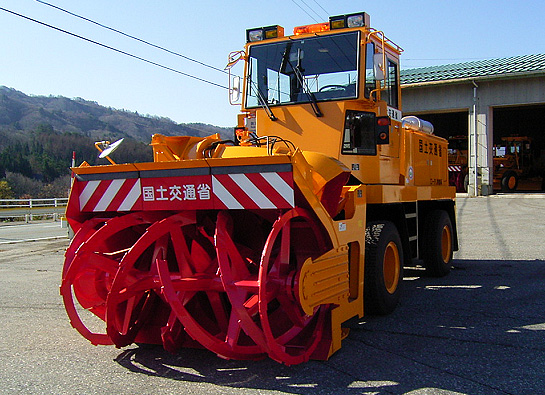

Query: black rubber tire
[
  {"left": 501, "top": 171, "right": 518, "bottom": 192},
  {"left": 422, "top": 210, "right": 453, "bottom": 277},
  {"left": 364, "top": 221, "right": 403, "bottom": 315}
]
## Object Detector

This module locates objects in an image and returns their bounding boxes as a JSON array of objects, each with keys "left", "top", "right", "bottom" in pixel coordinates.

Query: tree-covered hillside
[{"left": 0, "top": 86, "right": 232, "bottom": 198}]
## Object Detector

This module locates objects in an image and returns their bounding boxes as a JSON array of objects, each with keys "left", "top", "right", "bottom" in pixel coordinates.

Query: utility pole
[{"left": 472, "top": 81, "right": 479, "bottom": 196}]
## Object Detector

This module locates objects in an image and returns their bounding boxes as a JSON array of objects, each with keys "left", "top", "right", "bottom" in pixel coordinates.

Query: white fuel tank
[{"left": 401, "top": 116, "right": 434, "bottom": 134}]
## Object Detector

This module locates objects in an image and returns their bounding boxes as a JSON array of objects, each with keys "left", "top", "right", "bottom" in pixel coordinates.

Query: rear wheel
[
  {"left": 422, "top": 210, "right": 453, "bottom": 277},
  {"left": 364, "top": 221, "right": 403, "bottom": 315}
]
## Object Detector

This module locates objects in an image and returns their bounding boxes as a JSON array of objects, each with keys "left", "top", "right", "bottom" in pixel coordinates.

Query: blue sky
[{"left": 1, "top": 0, "right": 544, "bottom": 127}]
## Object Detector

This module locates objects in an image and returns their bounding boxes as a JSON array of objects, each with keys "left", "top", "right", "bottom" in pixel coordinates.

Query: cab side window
[
  {"left": 342, "top": 111, "right": 376, "bottom": 155},
  {"left": 384, "top": 59, "right": 399, "bottom": 108},
  {"left": 364, "top": 43, "right": 376, "bottom": 98}
]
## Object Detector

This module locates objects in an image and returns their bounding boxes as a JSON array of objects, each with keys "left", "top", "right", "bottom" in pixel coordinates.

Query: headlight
[
  {"left": 330, "top": 12, "right": 369, "bottom": 30},
  {"left": 246, "top": 25, "right": 284, "bottom": 42}
]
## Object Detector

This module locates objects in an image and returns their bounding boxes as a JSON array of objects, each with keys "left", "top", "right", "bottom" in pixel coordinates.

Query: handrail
[
  {"left": 366, "top": 28, "right": 404, "bottom": 54},
  {"left": 366, "top": 28, "right": 404, "bottom": 104},
  {"left": 0, "top": 198, "right": 68, "bottom": 222},
  {"left": 0, "top": 198, "right": 68, "bottom": 209}
]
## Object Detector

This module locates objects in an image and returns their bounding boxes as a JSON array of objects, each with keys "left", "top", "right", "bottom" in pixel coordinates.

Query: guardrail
[{"left": 0, "top": 198, "right": 68, "bottom": 222}]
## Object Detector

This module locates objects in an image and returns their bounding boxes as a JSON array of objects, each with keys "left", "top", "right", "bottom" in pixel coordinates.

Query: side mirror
[
  {"left": 230, "top": 76, "right": 241, "bottom": 104},
  {"left": 95, "top": 138, "right": 124, "bottom": 165},
  {"left": 373, "top": 53, "right": 385, "bottom": 81}
]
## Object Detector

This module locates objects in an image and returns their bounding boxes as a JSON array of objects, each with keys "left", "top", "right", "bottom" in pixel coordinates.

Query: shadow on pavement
[{"left": 115, "top": 258, "right": 545, "bottom": 395}]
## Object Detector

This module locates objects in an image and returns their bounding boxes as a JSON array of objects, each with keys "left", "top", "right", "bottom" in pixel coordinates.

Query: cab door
[{"left": 379, "top": 58, "right": 400, "bottom": 159}]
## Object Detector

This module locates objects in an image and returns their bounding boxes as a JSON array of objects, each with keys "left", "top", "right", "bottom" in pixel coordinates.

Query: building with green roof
[{"left": 400, "top": 54, "right": 545, "bottom": 195}]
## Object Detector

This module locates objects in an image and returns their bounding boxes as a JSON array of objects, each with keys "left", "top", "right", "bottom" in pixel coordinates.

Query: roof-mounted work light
[
  {"left": 329, "top": 12, "right": 370, "bottom": 30},
  {"left": 246, "top": 25, "right": 284, "bottom": 42}
]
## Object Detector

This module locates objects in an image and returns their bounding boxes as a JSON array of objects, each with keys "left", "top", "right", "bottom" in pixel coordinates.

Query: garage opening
[
  {"left": 493, "top": 104, "right": 545, "bottom": 191},
  {"left": 493, "top": 104, "right": 545, "bottom": 148}
]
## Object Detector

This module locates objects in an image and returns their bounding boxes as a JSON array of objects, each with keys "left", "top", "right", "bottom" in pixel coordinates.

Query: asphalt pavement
[
  {"left": 0, "top": 194, "right": 544, "bottom": 395},
  {"left": 0, "top": 221, "right": 68, "bottom": 244}
]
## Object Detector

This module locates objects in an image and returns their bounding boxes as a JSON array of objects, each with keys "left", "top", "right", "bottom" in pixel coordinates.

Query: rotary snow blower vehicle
[{"left": 61, "top": 12, "right": 458, "bottom": 365}]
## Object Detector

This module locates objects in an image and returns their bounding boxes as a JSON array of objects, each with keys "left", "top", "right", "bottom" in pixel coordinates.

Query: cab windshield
[{"left": 245, "top": 31, "right": 359, "bottom": 108}]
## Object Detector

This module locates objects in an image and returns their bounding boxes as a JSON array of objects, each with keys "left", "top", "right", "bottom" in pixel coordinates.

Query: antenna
[{"left": 95, "top": 138, "right": 124, "bottom": 164}]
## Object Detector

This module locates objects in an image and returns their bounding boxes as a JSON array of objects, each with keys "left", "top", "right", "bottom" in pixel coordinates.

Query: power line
[
  {"left": 289, "top": 0, "right": 321, "bottom": 23},
  {"left": 310, "top": 0, "right": 329, "bottom": 16},
  {"left": 35, "top": 0, "right": 228, "bottom": 75},
  {"left": 295, "top": 0, "right": 325, "bottom": 21},
  {"left": 0, "top": 6, "right": 229, "bottom": 90},
  {"left": 404, "top": 58, "right": 490, "bottom": 61}
]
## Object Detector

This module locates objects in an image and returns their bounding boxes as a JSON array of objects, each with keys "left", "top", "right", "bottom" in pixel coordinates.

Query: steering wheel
[{"left": 319, "top": 85, "right": 346, "bottom": 92}]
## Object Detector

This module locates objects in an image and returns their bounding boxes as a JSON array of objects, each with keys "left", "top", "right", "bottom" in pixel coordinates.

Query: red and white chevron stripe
[
  {"left": 75, "top": 170, "right": 294, "bottom": 212},
  {"left": 212, "top": 171, "right": 294, "bottom": 209},
  {"left": 78, "top": 178, "right": 141, "bottom": 212},
  {"left": 448, "top": 165, "right": 462, "bottom": 172}
]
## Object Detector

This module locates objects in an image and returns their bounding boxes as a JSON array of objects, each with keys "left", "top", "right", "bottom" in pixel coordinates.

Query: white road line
[{"left": 0, "top": 235, "right": 68, "bottom": 245}]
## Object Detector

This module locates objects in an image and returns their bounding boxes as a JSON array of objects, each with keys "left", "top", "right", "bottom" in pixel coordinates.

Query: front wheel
[
  {"left": 422, "top": 210, "right": 453, "bottom": 277},
  {"left": 364, "top": 221, "right": 403, "bottom": 315},
  {"left": 501, "top": 171, "right": 518, "bottom": 192}
]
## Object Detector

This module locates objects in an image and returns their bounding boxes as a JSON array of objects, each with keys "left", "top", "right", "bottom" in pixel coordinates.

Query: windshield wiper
[
  {"left": 250, "top": 82, "right": 277, "bottom": 121},
  {"left": 292, "top": 48, "right": 323, "bottom": 117}
]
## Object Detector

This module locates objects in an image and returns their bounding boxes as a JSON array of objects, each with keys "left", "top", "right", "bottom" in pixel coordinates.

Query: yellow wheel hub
[
  {"left": 508, "top": 176, "right": 517, "bottom": 189},
  {"left": 441, "top": 225, "right": 452, "bottom": 263},
  {"left": 383, "top": 241, "right": 400, "bottom": 294}
]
